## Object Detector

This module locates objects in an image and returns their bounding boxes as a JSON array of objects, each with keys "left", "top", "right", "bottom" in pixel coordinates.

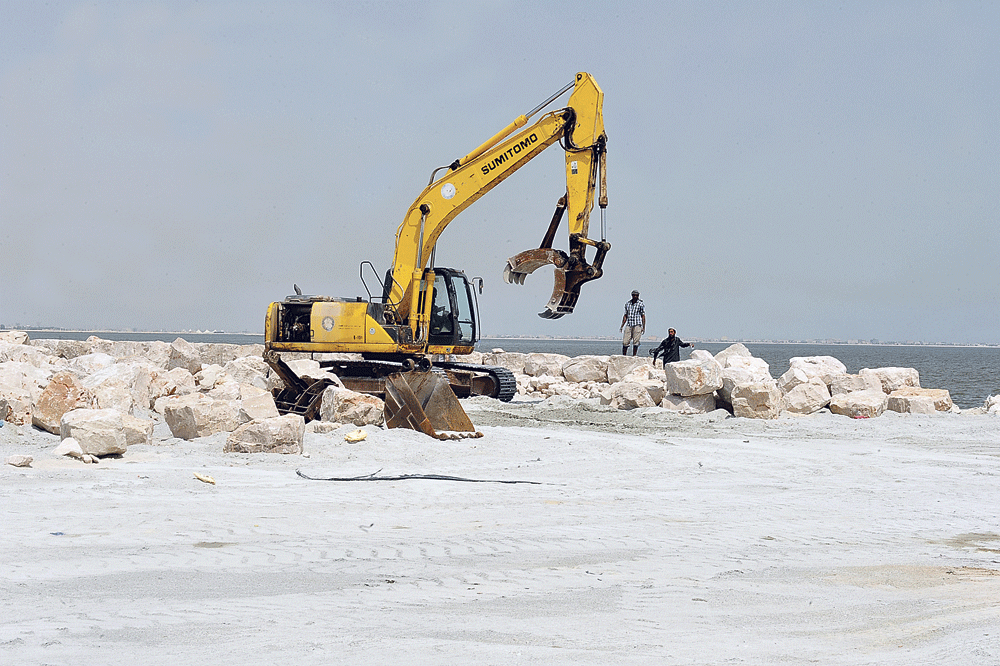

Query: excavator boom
[{"left": 387, "top": 72, "right": 609, "bottom": 322}]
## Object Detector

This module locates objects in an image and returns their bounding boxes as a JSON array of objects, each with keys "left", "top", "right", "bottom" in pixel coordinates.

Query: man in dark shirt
[{"left": 651, "top": 328, "right": 692, "bottom": 365}]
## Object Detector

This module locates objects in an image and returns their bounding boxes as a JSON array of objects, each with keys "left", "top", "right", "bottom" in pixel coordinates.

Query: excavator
[{"left": 263, "top": 72, "right": 609, "bottom": 438}]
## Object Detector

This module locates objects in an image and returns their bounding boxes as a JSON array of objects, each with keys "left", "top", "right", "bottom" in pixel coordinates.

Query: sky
[{"left": 1, "top": 1, "right": 998, "bottom": 344}]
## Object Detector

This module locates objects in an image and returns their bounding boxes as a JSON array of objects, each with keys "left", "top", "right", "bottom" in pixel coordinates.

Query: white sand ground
[{"left": 2, "top": 398, "right": 999, "bottom": 665}]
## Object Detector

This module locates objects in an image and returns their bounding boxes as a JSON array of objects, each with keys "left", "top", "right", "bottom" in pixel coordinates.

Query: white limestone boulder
[
  {"left": 690, "top": 349, "right": 715, "bottom": 362},
  {"left": 320, "top": 386, "right": 384, "bottom": 426},
  {"left": 781, "top": 377, "right": 831, "bottom": 415},
  {"left": 6, "top": 454, "right": 33, "bottom": 467},
  {"left": 607, "top": 356, "right": 653, "bottom": 384},
  {"left": 224, "top": 414, "right": 305, "bottom": 454},
  {"left": 886, "top": 387, "right": 953, "bottom": 414},
  {"left": 480, "top": 351, "right": 527, "bottom": 374},
  {"left": 194, "top": 364, "right": 227, "bottom": 390},
  {"left": 787, "top": 356, "right": 848, "bottom": 386},
  {"left": 0, "top": 330, "right": 29, "bottom": 345},
  {"left": 663, "top": 357, "right": 723, "bottom": 397},
  {"left": 661, "top": 393, "right": 717, "bottom": 414},
  {"left": 59, "top": 408, "right": 127, "bottom": 456},
  {"left": 731, "top": 382, "right": 782, "bottom": 419},
  {"left": 600, "top": 381, "right": 656, "bottom": 410},
  {"left": 68, "top": 352, "right": 117, "bottom": 376},
  {"left": 859, "top": 367, "right": 920, "bottom": 394},
  {"left": 0, "top": 360, "right": 54, "bottom": 401},
  {"left": 53, "top": 437, "right": 84, "bottom": 459},
  {"left": 829, "top": 373, "right": 879, "bottom": 396},
  {"left": 161, "top": 393, "right": 241, "bottom": 440},
  {"left": 284, "top": 359, "right": 343, "bottom": 387},
  {"left": 985, "top": 395, "right": 1000, "bottom": 414},
  {"left": 30, "top": 338, "right": 93, "bottom": 359},
  {"left": 31, "top": 372, "right": 94, "bottom": 434},
  {"left": 238, "top": 389, "right": 281, "bottom": 423},
  {"left": 713, "top": 343, "right": 753, "bottom": 367},
  {"left": 148, "top": 367, "right": 197, "bottom": 410},
  {"left": 829, "top": 389, "right": 888, "bottom": 419},
  {"left": 718, "top": 356, "right": 773, "bottom": 403},
  {"left": 561, "top": 356, "right": 609, "bottom": 384},
  {"left": 523, "top": 353, "right": 570, "bottom": 378},
  {"left": 0, "top": 342, "right": 65, "bottom": 370},
  {"left": 0, "top": 386, "right": 32, "bottom": 425},
  {"left": 167, "top": 337, "right": 203, "bottom": 374},
  {"left": 123, "top": 413, "right": 155, "bottom": 446},
  {"left": 80, "top": 361, "right": 155, "bottom": 415},
  {"left": 223, "top": 355, "right": 270, "bottom": 389}
]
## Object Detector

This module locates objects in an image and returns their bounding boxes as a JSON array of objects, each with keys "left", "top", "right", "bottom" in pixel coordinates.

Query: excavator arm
[{"left": 387, "top": 72, "right": 609, "bottom": 323}]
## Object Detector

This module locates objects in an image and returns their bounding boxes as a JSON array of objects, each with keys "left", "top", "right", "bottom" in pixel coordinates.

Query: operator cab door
[{"left": 428, "top": 268, "right": 477, "bottom": 348}]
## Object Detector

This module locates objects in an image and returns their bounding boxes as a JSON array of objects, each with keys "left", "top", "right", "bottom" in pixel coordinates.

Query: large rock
[
  {"left": 80, "top": 361, "right": 154, "bottom": 415},
  {"left": 198, "top": 343, "right": 265, "bottom": 367},
  {"left": 829, "top": 373, "right": 878, "bottom": 396},
  {"left": 523, "top": 353, "right": 570, "bottom": 378},
  {"left": 663, "top": 357, "right": 723, "bottom": 397},
  {"left": 985, "top": 395, "right": 1000, "bottom": 414},
  {"left": 123, "top": 413, "right": 155, "bottom": 446},
  {"left": 786, "top": 356, "right": 848, "bottom": 386},
  {"left": 30, "top": 338, "right": 93, "bottom": 359},
  {"left": 480, "top": 351, "right": 527, "bottom": 374},
  {"left": 607, "top": 356, "right": 654, "bottom": 384},
  {"left": 31, "top": 372, "right": 93, "bottom": 434},
  {"left": 320, "top": 386, "right": 384, "bottom": 426},
  {"left": 0, "top": 330, "right": 29, "bottom": 345},
  {"left": 781, "top": 377, "right": 831, "bottom": 415},
  {"left": 661, "top": 393, "right": 717, "bottom": 414},
  {"left": 713, "top": 343, "right": 753, "bottom": 367},
  {"left": 0, "top": 360, "right": 54, "bottom": 401},
  {"left": 731, "top": 382, "right": 782, "bottom": 419},
  {"left": 859, "top": 367, "right": 920, "bottom": 394},
  {"left": 167, "top": 337, "right": 203, "bottom": 374},
  {"left": 0, "top": 386, "right": 32, "bottom": 425},
  {"left": 718, "top": 356, "right": 772, "bottom": 403},
  {"left": 59, "top": 408, "right": 127, "bottom": 456},
  {"left": 887, "top": 387, "right": 953, "bottom": 414},
  {"left": 162, "top": 393, "right": 241, "bottom": 440},
  {"left": 69, "top": 352, "right": 117, "bottom": 375},
  {"left": 223, "top": 355, "right": 270, "bottom": 389},
  {"left": 829, "top": 389, "right": 888, "bottom": 419},
  {"left": 599, "top": 381, "right": 655, "bottom": 410},
  {"left": 238, "top": 389, "right": 280, "bottom": 422},
  {"left": 224, "top": 414, "right": 304, "bottom": 454},
  {"left": 561, "top": 356, "right": 609, "bottom": 384}
]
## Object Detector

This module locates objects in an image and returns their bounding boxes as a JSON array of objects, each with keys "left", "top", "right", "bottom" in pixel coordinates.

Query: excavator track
[{"left": 435, "top": 362, "right": 517, "bottom": 402}]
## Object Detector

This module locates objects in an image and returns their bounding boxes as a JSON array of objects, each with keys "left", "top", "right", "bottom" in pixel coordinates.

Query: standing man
[
  {"left": 651, "top": 328, "right": 692, "bottom": 365},
  {"left": 619, "top": 290, "right": 645, "bottom": 356}
]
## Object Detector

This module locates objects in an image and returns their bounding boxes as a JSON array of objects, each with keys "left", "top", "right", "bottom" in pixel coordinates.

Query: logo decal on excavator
[
  {"left": 322, "top": 316, "right": 334, "bottom": 331},
  {"left": 481, "top": 133, "right": 539, "bottom": 175}
]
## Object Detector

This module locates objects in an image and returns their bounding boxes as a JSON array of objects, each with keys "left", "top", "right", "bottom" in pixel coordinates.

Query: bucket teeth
[{"left": 383, "top": 372, "right": 483, "bottom": 440}]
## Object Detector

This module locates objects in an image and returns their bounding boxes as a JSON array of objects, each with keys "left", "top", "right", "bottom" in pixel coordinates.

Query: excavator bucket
[
  {"left": 504, "top": 247, "right": 598, "bottom": 319},
  {"left": 383, "top": 372, "right": 484, "bottom": 440}
]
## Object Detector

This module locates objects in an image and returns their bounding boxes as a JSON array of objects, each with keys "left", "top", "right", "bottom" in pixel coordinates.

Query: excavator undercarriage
[{"left": 264, "top": 350, "right": 515, "bottom": 440}]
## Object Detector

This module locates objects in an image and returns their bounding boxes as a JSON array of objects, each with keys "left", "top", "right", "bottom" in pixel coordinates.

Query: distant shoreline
[{"left": 5, "top": 329, "right": 996, "bottom": 349}]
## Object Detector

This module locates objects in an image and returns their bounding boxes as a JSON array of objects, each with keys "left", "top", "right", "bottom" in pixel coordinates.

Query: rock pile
[
  {"left": 0, "top": 333, "right": 385, "bottom": 460},
  {"left": 476, "top": 343, "right": 970, "bottom": 420},
  {"left": 0, "top": 329, "right": 993, "bottom": 463}
]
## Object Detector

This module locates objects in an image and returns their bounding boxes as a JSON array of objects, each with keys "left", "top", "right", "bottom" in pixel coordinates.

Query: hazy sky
[{"left": 2, "top": 1, "right": 998, "bottom": 343}]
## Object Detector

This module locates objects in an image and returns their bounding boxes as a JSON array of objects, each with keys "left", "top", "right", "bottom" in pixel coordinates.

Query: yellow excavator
[{"left": 264, "top": 72, "right": 609, "bottom": 438}]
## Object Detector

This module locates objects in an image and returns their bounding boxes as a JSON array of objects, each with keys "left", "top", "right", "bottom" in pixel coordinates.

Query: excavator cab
[{"left": 426, "top": 268, "right": 477, "bottom": 350}]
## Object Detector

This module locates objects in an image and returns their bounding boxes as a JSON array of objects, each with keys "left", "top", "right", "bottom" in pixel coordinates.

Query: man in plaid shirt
[{"left": 619, "top": 290, "right": 646, "bottom": 356}]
